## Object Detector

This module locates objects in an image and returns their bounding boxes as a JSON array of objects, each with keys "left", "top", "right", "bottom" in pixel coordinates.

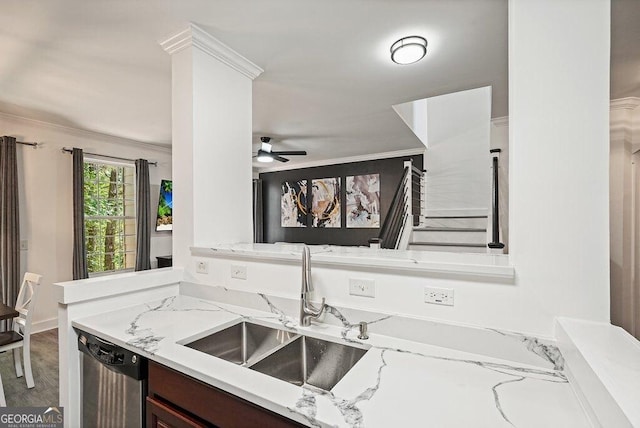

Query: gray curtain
[
  {"left": 252, "top": 179, "right": 264, "bottom": 243},
  {"left": 0, "top": 136, "right": 20, "bottom": 317},
  {"left": 72, "top": 148, "right": 88, "bottom": 279},
  {"left": 135, "top": 159, "right": 151, "bottom": 271}
]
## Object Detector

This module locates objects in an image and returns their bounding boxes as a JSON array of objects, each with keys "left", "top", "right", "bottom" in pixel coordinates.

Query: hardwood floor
[{"left": 0, "top": 329, "right": 59, "bottom": 407}]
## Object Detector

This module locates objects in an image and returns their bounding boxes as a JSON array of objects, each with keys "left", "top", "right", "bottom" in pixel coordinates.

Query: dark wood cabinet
[
  {"left": 156, "top": 255, "right": 173, "bottom": 268},
  {"left": 147, "top": 361, "right": 305, "bottom": 428},
  {"left": 147, "top": 397, "right": 208, "bottom": 428}
]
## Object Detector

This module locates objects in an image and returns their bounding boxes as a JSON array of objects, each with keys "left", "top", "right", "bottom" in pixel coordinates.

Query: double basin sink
[{"left": 184, "top": 321, "right": 369, "bottom": 391}]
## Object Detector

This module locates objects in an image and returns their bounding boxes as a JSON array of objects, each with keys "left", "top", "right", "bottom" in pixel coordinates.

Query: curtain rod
[
  {"left": 61, "top": 148, "right": 158, "bottom": 167},
  {"left": 16, "top": 141, "right": 39, "bottom": 148}
]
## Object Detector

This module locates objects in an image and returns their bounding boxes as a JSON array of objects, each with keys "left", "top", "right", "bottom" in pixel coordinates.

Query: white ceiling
[{"left": 0, "top": 0, "right": 637, "bottom": 169}]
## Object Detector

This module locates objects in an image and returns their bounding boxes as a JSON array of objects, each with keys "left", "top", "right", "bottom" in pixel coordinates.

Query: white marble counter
[
  {"left": 54, "top": 267, "right": 182, "bottom": 304},
  {"left": 556, "top": 317, "right": 640, "bottom": 427},
  {"left": 191, "top": 243, "right": 515, "bottom": 279},
  {"left": 73, "top": 293, "right": 588, "bottom": 427}
]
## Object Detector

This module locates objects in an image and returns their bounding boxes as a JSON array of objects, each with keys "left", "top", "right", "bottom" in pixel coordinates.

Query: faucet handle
[
  {"left": 314, "top": 298, "right": 326, "bottom": 316},
  {"left": 304, "top": 298, "right": 326, "bottom": 318}
]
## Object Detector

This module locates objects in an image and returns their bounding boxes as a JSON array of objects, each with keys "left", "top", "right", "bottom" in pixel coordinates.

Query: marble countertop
[
  {"left": 191, "top": 243, "right": 515, "bottom": 279},
  {"left": 73, "top": 294, "right": 588, "bottom": 427},
  {"left": 557, "top": 317, "right": 640, "bottom": 426}
]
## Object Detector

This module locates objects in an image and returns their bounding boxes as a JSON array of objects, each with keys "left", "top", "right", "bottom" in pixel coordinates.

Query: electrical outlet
[
  {"left": 349, "top": 278, "right": 375, "bottom": 298},
  {"left": 20, "top": 240, "right": 28, "bottom": 251},
  {"left": 231, "top": 265, "right": 247, "bottom": 280},
  {"left": 424, "top": 287, "right": 454, "bottom": 306},
  {"left": 196, "top": 261, "right": 209, "bottom": 274}
]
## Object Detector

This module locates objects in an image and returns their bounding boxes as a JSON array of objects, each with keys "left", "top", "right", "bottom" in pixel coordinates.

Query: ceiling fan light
[
  {"left": 391, "top": 36, "right": 427, "bottom": 65},
  {"left": 256, "top": 153, "right": 274, "bottom": 163}
]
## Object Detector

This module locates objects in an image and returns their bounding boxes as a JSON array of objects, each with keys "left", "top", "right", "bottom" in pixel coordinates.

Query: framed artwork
[
  {"left": 156, "top": 179, "right": 173, "bottom": 231},
  {"left": 346, "top": 174, "right": 380, "bottom": 228},
  {"left": 311, "top": 177, "right": 341, "bottom": 228},
  {"left": 281, "top": 180, "right": 307, "bottom": 227}
]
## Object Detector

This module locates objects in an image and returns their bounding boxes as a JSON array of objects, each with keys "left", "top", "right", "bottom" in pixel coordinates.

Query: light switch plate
[
  {"left": 231, "top": 265, "right": 247, "bottom": 280},
  {"left": 20, "top": 240, "right": 28, "bottom": 251},
  {"left": 424, "top": 287, "right": 454, "bottom": 306},
  {"left": 196, "top": 261, "right": 209, "bottom": 274},
  {"left": 349, "top": 278, "right": 375, "bottom": 298}
]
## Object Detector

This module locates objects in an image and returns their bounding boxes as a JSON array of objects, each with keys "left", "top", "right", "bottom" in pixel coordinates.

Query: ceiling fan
[{"left": 255, "top": 137, "right": 307, "bottom": 163}]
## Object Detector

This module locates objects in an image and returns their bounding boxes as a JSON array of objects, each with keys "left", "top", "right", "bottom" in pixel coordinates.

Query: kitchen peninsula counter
[{"left": 72, "top": 291, "right": 589, "bottom": 427}]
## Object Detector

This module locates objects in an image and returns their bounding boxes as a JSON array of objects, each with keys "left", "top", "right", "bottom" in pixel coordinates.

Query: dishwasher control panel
[{"left": 75, "top": 328, "right": 147, "bottom": 380}]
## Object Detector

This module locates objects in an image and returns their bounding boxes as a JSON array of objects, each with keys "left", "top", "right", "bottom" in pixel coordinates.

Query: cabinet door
[
  {"left": 148, "top": 361, "right": 304, "bottom": 428},
  {"left": 146, "top": 397, "right": 209, "bottom": 428}
]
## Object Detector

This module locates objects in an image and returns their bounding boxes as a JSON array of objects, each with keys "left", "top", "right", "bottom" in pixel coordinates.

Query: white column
[
  {"left": 161, "top": 24, "right": 263, "bottom": 267},
  {"left": 509, "top": 0, "right": 610, "bottom": 331}
]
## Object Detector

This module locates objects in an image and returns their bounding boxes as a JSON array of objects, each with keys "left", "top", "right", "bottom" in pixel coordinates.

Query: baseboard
[{"left": 31, "top": 317, "right": 58, "bottom": 334}]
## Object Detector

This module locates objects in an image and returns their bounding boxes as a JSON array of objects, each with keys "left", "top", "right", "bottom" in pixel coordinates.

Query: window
[{"left": 83, "top": 160, "right": 136, "bottom": 274}]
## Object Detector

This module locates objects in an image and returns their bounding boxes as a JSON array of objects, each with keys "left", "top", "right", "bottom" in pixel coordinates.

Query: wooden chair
[{"left": 0, "top": 272, "right": 42, "bottom": 405}]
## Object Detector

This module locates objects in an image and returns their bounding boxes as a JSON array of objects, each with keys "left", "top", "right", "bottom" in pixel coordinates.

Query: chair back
[{"left": 13, "top": 273, "right": 42, "bottom": 336}]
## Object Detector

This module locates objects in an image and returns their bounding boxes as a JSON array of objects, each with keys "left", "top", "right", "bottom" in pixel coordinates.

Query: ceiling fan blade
[
  {"left": 272, "top": 154, "right": 289, "bottom": 162},
  {"left": 271, "top": 150, "right": 307, "bottom": 156}
]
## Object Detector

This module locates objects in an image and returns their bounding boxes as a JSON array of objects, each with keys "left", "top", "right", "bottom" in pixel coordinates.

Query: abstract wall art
[
  {"left": 311, "top": 177, "right": 341, "bottom": 228},
  {"left": 281, "top": 180, "right": 307, "bottom": 227},
  {"left": 346, "top": 174, "right": 380, "bottom": 228}
]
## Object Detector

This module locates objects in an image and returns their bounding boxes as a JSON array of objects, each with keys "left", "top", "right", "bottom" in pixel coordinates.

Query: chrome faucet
[{"left": 300, "top": 245, "right": 326, "bottom": 326}]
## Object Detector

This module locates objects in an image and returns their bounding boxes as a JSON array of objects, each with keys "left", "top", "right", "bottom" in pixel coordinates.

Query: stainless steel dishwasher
[{"left": 76, "top": 329, "right": 147, "bottom": 428}]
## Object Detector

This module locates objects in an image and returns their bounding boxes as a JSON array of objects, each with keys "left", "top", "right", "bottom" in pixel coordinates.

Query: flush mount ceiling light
[{"left": 390, "top": 36, "right": 427, "bottom": 65}]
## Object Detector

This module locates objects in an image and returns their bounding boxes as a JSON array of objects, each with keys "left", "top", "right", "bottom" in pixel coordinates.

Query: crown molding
[
  {"left": 491, "top": 116, "right": 509, "bottom": 127},
  {"left": 160, "top": 23, "right": 263, "bottom": 80},
  {"left": 489, "top": 98, "right": 638, "bottom": 126},
  {"left": 610, "top": 97, "right": 640, "bottom": 111},
  {"left": 255, "top": 147, "right": 426, "bottom": 173},
  {"left": 0, "top": 111, "right": 172, "bottom": 154}
]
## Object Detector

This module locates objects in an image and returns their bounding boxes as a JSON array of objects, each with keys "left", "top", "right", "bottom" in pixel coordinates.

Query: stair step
[
  {"left": 413, "top": 227, "right": 487, "bottom": 233},
  {"left": 424, "top": 215, "right": 488, "bottom": 219},
  {"left": 412, "top": 226, "right": 487, "bottom": 244},
  {"left": 408, "top": 242, "right": 488, "bottom": 253},
  {"left": 409, "top": 242, "right": 486, "bottom": 248},
  {"left": 422, "top": 216, "right": 489, "bottom": 229}
]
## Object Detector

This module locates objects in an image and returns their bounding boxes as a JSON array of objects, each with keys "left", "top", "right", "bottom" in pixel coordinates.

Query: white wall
[
  {"left": 173, "top": 1, "right": 611, "bottom": 338},
  {"left": 1, "top": 112, "right": 172, "bottom": 331},
  {"left": 392, "top": 98, "right": 428, "bottom": 147},
  {"left": 508, "top": 0, "right": 610, "bottom": 330},
  {"left": 424, "top": 87, "right": 492, "bottom": 216}
]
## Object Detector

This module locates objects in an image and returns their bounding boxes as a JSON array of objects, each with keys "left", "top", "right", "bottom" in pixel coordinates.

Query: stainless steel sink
[
  {"left": 185, "top": 321, "right": 296, "bottom": 366},
  {"left": 250, "top": 335, "right": 368, "bottom": 391},
  {"left": 185, "top": 321, "right": 368, "bottom": 391}
]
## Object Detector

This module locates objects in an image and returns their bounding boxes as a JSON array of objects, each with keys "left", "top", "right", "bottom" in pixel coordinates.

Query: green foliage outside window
[{"left": 84, "top": 161, "right": 136, "bottom": 274}]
